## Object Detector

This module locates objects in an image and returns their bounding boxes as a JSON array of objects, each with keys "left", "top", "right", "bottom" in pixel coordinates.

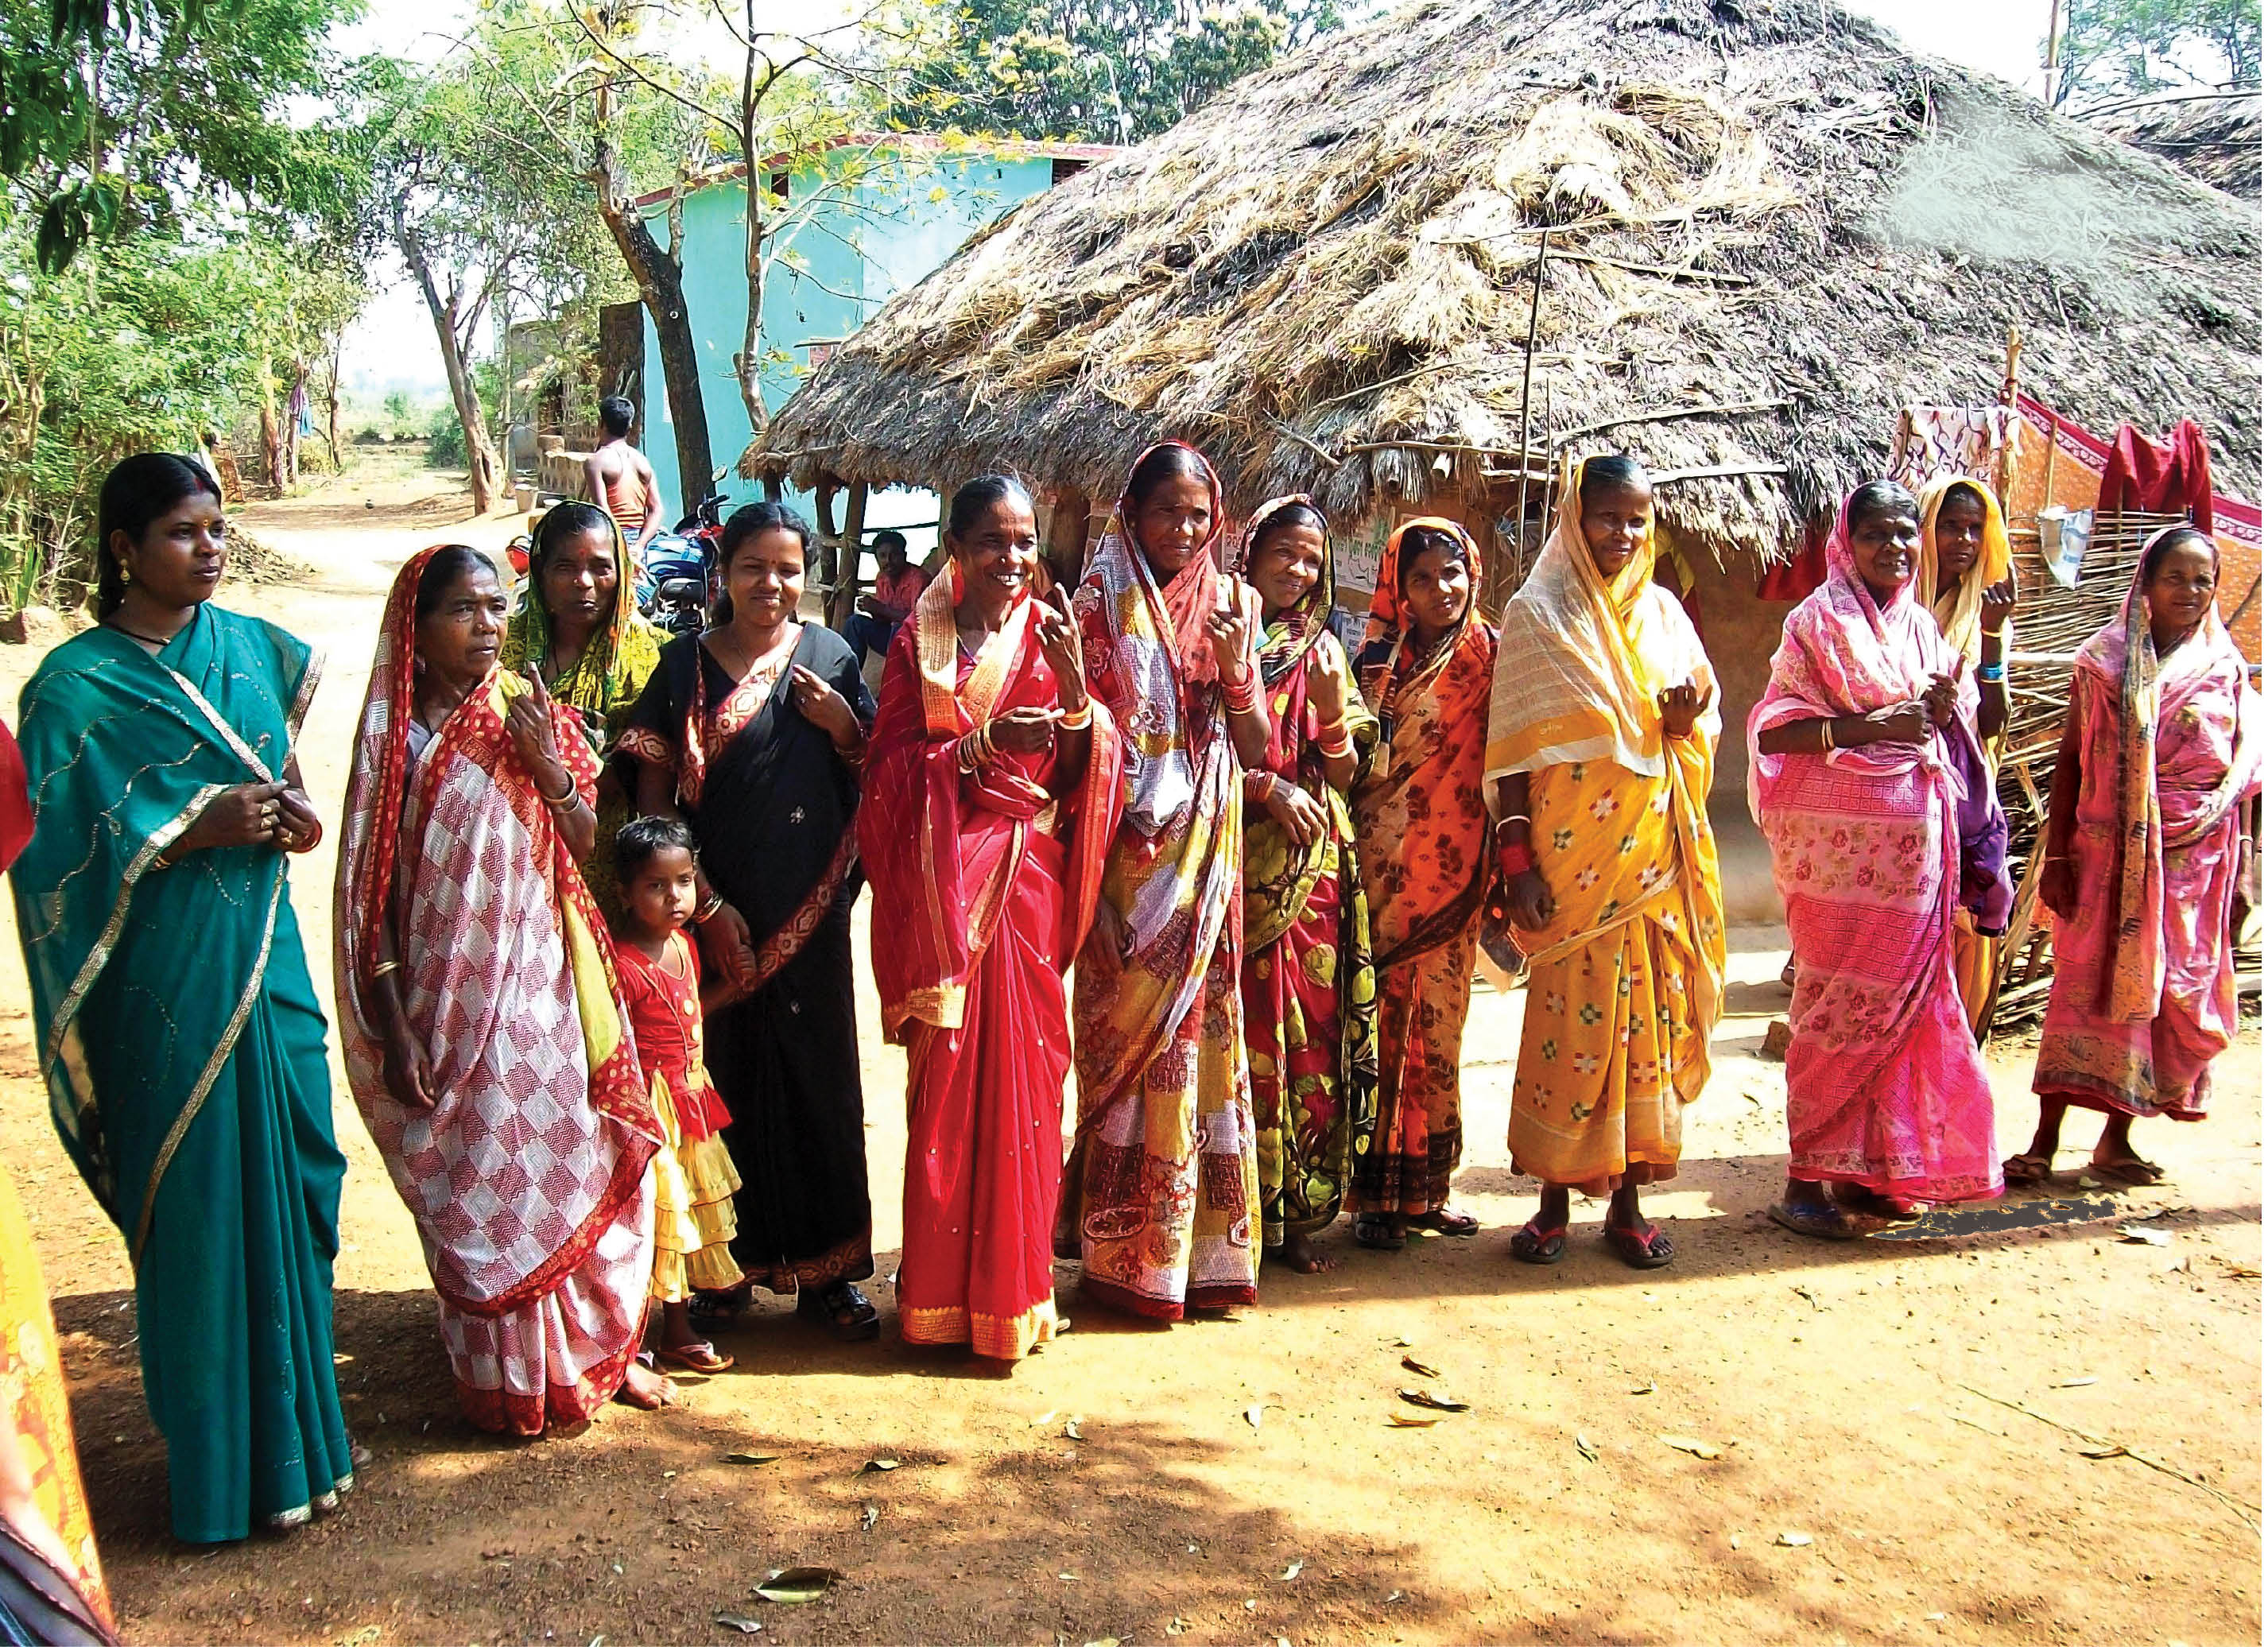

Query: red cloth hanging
[
  {"left": 2096, "top": 418, "right": 2217, "bottom": 529},
  {"left": 0, "top": 719, "right": 30, "bottom": 873},
  {"left": 1757, "top": 521, "right": 1828, "bottom": 603}
]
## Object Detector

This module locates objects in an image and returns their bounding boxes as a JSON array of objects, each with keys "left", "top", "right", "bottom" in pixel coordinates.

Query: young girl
[
  {"left": 1350, "top": 519, "right": 1499, "bottom": 1250},
  {"left": 611, "top": 815, "right": 744, "bottom": 1370}
]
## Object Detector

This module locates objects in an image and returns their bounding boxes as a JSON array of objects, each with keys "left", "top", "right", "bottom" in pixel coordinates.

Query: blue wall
[{"left": 640, "top": 148, "right": 1058, "bottom": 559}]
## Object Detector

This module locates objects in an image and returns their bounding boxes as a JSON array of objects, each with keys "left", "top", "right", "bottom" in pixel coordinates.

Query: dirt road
[{"left": 2, "top": 457, "right": 2258, "bottom": 1645}]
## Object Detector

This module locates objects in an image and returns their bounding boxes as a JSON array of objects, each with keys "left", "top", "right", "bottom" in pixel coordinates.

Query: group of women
[{"left": 1, "top": 443, "right": 2254, "bottom": 1575}]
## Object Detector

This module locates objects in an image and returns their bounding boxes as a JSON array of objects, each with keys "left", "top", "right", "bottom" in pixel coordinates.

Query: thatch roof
[
  {"left": 2091, "top": 93, "right": 2262, "bottom": 200},
  {"left": 747, "top": 0, "right": 2263, "bottom": 561}
]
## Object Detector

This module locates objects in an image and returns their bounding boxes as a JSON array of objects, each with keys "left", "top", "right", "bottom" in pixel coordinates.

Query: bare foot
[
  {"left": 615, "top": 1360, "right": 677, "bottom": 1411},
  {"left": 1270, "top": 1230, "right": 1336, "bottom": 1274}
]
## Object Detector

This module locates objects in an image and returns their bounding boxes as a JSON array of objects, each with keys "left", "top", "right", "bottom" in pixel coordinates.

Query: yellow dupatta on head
[
  {"left": 1916, "top": 475, "right": 2012, "bottom": 674},
  {"left": 1484, "top": 454, "right": 1714, "bottom": 786}
]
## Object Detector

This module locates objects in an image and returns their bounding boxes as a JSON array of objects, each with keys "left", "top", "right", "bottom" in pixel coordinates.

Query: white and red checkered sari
[{"left": 336, "top": 548, "right": 659, "bottom": 1435}]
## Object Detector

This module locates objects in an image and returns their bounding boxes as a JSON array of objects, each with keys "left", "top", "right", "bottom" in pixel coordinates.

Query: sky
[{"left": 339, "top": 0, "right": 2056, "bottom": 399}]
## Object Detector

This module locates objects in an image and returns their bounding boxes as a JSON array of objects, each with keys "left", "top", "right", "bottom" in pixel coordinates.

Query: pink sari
[
  {"left": 2033, "top": 533, "right": 2262, "bottom": 1119},
  {"left": 862, "top": 572, "right": 1123, "bottom": 1359},
  {"left": 337, "top": 548, "right": 658, "bottom": 1435},
  {"left": 1748, "top": 495, "right": 2000, "bottom": 1203}
]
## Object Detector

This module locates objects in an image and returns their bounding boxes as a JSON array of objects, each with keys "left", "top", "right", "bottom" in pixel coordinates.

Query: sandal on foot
[
  {"left": 1832, "top": 1182, "right": 1923, "bottom": 1221},
  {"left": 1767, "top": 1200, "right": 1876, "bottom": 1241},
  {"left": 688, "top": 1284, "right": 751, "bottom": 1332},
  {"left": 2090, "top": 1153, "right": 2165, "bottom": 1186},
  {"left": 1603, "top": 1221, "right": 1674, "bottom": 1269},
  {"left": 1353, "top": 1214, "right": 1406, "bottom": 1251},
  {"left": 1509, "top": 1220, "right": 1567, "bottom": 1265},
  {"left": 655, "top": 1340, "right": 735, "bottom": 1374},
  {"left": 797, "top": 1281, "right": 882, "bottom": 1342},
  {"left": 1407, "top": 1207, "right": 1481, "bottom": 1237},
  {"left": 2002, "top": 1152, "right": 2053, "bottom": 1186}
]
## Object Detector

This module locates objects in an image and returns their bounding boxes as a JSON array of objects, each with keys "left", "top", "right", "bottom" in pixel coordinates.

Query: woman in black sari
[{"left": 622, "top": 502, "right": 880, "bottom": 1339}]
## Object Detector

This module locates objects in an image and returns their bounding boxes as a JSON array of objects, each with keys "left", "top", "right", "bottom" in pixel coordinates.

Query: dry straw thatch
[
  {"left": 2092, "top": 93, "right": 2262, "bottom": 201},
  {"left": 747, "top": 0, "right": 2262, "bottom": 563}
]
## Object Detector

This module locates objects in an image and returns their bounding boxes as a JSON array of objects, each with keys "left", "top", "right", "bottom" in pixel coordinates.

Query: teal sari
[{"left": 10, "top": 604, "right": 353, "bottom": 1543}]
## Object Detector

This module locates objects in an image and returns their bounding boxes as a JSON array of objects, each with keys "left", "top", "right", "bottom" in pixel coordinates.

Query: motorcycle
[{"left": 637, "top": 488, "right": 728, "bottom": 637}]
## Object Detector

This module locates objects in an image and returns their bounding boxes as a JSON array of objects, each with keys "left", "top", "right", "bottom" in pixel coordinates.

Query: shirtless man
[{"left": 583, "top": 396, "right": 664, "bottom": 559}]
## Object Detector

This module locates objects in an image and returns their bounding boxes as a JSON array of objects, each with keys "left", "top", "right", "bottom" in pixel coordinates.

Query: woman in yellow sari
[
  {"left": 1915, "top": 475, "right": 2017, "bottom": 1036},
  {"left": 1488, "top": 455, "right": 1725, "bottom": 1269},
  {"left": 500, "top": 501, "right": 663, "bottom": 920}
]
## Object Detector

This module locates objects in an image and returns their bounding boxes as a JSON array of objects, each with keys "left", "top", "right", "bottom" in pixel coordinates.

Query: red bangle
[{"left": 1498, "top": 841, "right": 1536, "bottom": 878}]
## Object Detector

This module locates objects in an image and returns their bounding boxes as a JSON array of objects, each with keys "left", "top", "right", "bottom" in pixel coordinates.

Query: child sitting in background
[{"left": 612, "top": 816, "right": 745, "bottom": 1371}]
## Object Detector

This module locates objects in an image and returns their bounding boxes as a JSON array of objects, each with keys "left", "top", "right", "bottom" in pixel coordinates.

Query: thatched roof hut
[
  {"left": 2092, "top": 92, "right": 2262, "bottom": 200},
  {"left": 746, "top": 0, "right": 2261, "bottom": 569}
]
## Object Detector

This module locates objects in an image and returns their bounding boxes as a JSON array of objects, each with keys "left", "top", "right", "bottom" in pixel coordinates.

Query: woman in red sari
[{"left": 863, "top": 478, "right": 1124, "bottom": 1362}]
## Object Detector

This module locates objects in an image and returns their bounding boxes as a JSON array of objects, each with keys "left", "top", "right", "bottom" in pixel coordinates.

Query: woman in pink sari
[
  {"left": 863, "top": 478, "right": 1124, "bottom": 1362},
  {"left": 1750, "top": 482, "right": 2010, "bottom": 1237},
  {"left": 337, "top": 545, "right": 669, "bottom": 1432},
  {"left": 2011, "top": 526, "right": 2260, "bottom": 1185}
]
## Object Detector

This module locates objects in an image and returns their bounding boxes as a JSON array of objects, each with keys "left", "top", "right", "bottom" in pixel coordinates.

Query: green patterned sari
[{"left": 10, "top": 604, "right": 353, "bottom": 1542}]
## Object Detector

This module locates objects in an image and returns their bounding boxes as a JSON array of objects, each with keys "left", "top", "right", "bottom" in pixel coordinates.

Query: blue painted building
[{"left": 635, "top": 135, "right": 1111, "bottom": 555}]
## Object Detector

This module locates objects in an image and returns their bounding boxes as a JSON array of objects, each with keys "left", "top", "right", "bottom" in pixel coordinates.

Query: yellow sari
[
  {"left": 1485, "top": 458, "right": 1725, "bottom": 1192},
  {"left": 1917, "top": 475, "right": 2014, "bottom": 1036},
  {"left": 0, "top": 1166, "right": 112, "bottom": 1633}
]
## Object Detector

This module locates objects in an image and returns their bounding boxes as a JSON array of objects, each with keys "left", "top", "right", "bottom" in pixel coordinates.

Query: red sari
[{"left": 861, "top": 574, "right": 1123, "bottom": 1361}]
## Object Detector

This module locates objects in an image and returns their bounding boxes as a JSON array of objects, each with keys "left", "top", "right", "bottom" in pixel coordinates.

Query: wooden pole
[
  {"left": 2043, "top": 0, "right": 2062, "bottom": 103},
  {"left": 1510, "top": 228, "right": 1552, "bottom": 585},
  {"left": 1998, "top": 319, "right": 2022, "bottom": 513},
  {"left": 831, "top": 482, "right": 868, "bottom": 627}
]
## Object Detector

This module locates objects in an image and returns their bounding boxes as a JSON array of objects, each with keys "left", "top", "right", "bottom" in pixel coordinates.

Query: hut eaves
[{"left": 746, "top": 0, "right": 2263, "bottom": 563}]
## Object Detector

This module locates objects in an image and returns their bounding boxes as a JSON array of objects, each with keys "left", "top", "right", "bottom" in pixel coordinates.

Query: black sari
[{"left": 623, "top": 624, "right": 876, "bottom": 1291}]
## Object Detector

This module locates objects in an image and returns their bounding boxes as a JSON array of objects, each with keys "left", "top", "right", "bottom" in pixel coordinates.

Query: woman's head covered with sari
[
  {"left": 1091, "top": 440, "right": 1235, "bottom": 686},
  {"left": 500, "top": 500, "right": 661, "bottom": 738},
  {"left": 1915, "top": 475, "right": 2012, "bottom": 670},
  {"left": 2081, "top": 524, "right": 2261, "bottom": 1017},
  {"left": 1486, "top": 452, "right": 1716, "bottom": 787},
  {"left": 337, "top": 544, "right": 498, "bottom": 988},
  {"left": 1355, "top": 517, "right": 1483, "bottom": 679},
  {"left": 1233, "top": 494, "right": 1337, "bottom": 686}
]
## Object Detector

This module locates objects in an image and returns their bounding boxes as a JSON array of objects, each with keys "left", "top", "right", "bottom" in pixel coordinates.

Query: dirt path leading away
[{"left": 0, "top": 460, "right": 2258, "bottom": 1646}]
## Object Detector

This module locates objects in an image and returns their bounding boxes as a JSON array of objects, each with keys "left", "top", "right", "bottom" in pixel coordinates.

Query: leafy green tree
[
  {"left": 891, "top": 0, "right": 1340, "bottom": 142},
  {"left": 2050, "top": 0, "right": 2262, "bottom": 106},
  {"left": 0, "top": 0, "right": 359, "bottom": 271}
]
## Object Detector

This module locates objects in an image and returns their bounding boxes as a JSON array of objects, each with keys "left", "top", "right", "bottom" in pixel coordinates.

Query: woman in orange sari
[
  {"left": 863, "top": 478, "right": 1124, "bottom": 1362},
  {"left": 1060, "top": 442, "right": 1272, "bottom": 1320},
  {"left": 1350, "top": 520, "right": 1498, "bottom": 1250}
]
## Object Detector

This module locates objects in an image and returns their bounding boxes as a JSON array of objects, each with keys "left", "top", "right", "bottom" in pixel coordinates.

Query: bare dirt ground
[{"left": 1, "top": 453, "right": 2258, "bottom": 1646}]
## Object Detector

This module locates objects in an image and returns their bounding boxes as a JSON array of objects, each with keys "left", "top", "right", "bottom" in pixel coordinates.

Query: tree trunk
[
  {"left": 397, "top": 223, "right": 502, "bottom": 514},
  {"left": 324, "top": 338, "right": 343, "bottom": 471},
  {"left": 829, "top": 482, "right": 867, "bottom": 628},
  {"left": 258, "top": 387, "right": 283, "bottom": 497},
  {"left": 281, "top": 362, "right": 304, "bottom": 490},
  {"left": 589, "top": 152, "right": 715, "bottom": 517}
]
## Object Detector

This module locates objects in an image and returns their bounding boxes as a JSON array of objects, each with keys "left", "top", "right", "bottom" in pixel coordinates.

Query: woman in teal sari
[{"left": 10, "top": 454, "right": 354, "bottom": 1543}]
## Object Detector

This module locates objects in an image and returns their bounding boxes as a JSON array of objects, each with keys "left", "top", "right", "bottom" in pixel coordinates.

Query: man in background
[
  {"left": 583, "top": 396, "right": 663, "bottom": 560},
  {"left": 841, "top": 529, "right": 929, "bottom": 661}
]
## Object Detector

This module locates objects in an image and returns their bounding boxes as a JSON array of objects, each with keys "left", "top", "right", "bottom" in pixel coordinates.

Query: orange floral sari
[{"left": 1350, "top": 519, "right": 1498, "bottom": 1219}]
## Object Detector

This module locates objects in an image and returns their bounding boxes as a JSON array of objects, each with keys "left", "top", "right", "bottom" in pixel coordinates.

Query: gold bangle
[
  {"left": 1059, "top": 699, "right": 1093, "bottom": 732},
  {"left": 370, "top": 960, "right": 401, "bottom": 980},
  {"left": 694, "top": 892, "right": 725, "bottom": 924},
  {"left": 1820, "top": 719, "right": 1835, "bottom": 752}
]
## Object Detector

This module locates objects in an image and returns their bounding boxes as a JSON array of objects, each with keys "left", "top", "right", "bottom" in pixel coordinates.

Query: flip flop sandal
[
  {"left": 2002, "top": 1152, "right": 2053, "bottom": 1185},
  {"left": 797, "top": 1281, "right": 882, "bottom": 1342},
  {"left": 1509, "top": 1220, "right": 1567, "bottom": 1265},
  {"left": 1353, "top": 1214, "right": 1406, "bottom": 1251},
  {"left": 1409, "top": 1207, "right": 1481, "bottom": 1237},
  {"left": 655, "top": 1340, "right": 735, "bottom": 1374},
  {"left": 1603, "top": 1221, "right": 1674, "bottom": 1269},
  {"left": 1766, "top": 1200, "right": 1873, "bottom": 1241}
]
